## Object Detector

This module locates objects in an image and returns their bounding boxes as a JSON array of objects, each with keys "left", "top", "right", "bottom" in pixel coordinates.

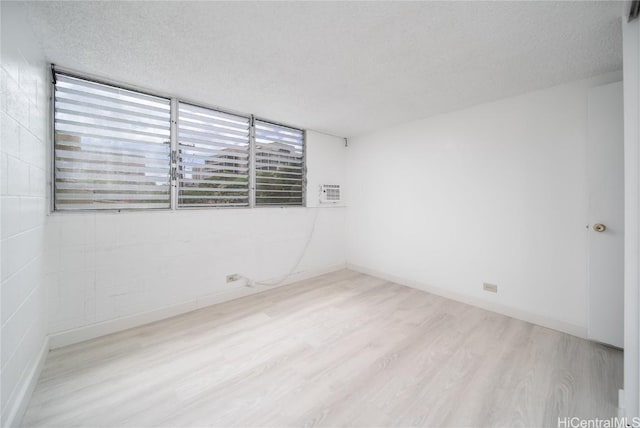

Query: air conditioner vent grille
[{"left": 320, "top": 184, "right": 341, "bottom": 204}]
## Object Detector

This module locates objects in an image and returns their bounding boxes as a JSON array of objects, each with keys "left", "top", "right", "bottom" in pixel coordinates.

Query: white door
[{"left": 587, "top": 81, "right": 624, "bottom": 348}]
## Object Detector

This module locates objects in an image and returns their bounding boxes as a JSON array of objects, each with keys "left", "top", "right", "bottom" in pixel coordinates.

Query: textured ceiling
[{"left": 25, "top": 1, "right": 623, "bottom": 137}]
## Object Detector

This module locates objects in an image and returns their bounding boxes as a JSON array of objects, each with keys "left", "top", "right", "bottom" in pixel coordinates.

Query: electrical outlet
[
  {"left": 483, "top": 282, "right": 498, "bottom": 293},
  {"left": 226, "top": 274, "right": 240, "bottom": 283}
]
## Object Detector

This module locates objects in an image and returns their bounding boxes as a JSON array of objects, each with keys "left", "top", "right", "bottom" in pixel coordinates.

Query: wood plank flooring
[{"left": 22, "top": 270, "right": 622, "bottom": 427}]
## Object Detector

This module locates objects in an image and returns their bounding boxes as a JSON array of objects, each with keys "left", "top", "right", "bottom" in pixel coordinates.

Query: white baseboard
[
  {"left": 3, "top": 336, "right": 49, "bottom": 428},
  {"left": 49, "top": 263, "right": 346, "bottom": 349},
  {"left": 347, "top": 263, "right": 587, "bottom": 339},
  {"left": 195, "top": 263, "right": 347, "bottom": 309},
  {"left": 49, "top": 300, "right": 199, "bottom": 349}
]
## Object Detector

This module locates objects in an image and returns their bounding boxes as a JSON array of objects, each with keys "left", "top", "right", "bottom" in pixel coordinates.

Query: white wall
[
  {"left": 346, "top": 71, "right": 622, "bottom": 336},
  {"left": 623, "top": 12, "right": 640, "bottom": 420},
  {"left": 45, "top": 130, "right": 347, "bottom": 347},
  {"left": 306, "top": 131, "right": 346, "bottom": 208},
  {"left": 0, "top": 2, "right": 49, "bottom": 426}
]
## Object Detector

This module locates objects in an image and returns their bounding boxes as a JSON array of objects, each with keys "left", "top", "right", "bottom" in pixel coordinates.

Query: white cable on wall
[{"left": 241, "top": 207, "right": 321, "bottom": 287}]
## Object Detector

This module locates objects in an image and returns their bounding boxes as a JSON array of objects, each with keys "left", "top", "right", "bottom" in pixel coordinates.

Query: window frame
[
  {"left": 50, "top": 67, "right": 307, "bottom": 212},
  {"left": 175, "top": 100, "right": 253, "bottom": 210},
  {"left": 252, "top": 116, "right": 307, "bottom": 208},
  {"left": 51, "top": 71, "right": 173, "bottom": 212}
]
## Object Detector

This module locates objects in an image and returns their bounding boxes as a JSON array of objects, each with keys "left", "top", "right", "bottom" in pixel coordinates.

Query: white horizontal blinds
[
  {"left": 254, "top": 120, "right": 305, "bottom": 206},
  {"left": 54, "top": 73, "right": 171, "bottom": 210},
  {"left": 177, "top": 103, "right": 250, "bottom": 207}
]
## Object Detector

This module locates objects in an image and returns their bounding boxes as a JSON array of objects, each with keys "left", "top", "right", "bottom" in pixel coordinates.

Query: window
[
  {"left": 177, "top": 103, "right": 250, "bottom": 208},
  {"left": 255, "top": 120, "right": 305, "bottom": 206},
  {"left": 53, "top": 73, "right": 171, "bottom": 210},
  {"left": 52, "top": 71, "right": 305, "bottom": 211}
]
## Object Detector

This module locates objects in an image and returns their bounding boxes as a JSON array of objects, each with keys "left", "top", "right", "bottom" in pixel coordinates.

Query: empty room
[{"left": 1, "top": 1, "right": 640, "bottom": 427}]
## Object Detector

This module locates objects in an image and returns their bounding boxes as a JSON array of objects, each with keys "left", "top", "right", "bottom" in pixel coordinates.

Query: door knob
[{"left": 593, "top": 223, "right": 606, "bottom": 232}]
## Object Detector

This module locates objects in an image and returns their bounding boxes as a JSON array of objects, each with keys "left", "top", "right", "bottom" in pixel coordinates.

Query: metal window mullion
[
  {"left": 170, "top": 98, "right": 178, "bottom": 210},
  {"left": 249, "top": 115, "right": 256, "bottom": 208},
  {"left": 302, "top": 129, "right": 307, "bottom": 207},
  {"left": 50, "top": 66, "right": 57, "bottom": 213}
]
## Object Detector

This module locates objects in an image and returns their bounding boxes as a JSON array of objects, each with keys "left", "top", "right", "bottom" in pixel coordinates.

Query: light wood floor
[{"left": 23, "top": 270, "right": 622, "bottom": 427}]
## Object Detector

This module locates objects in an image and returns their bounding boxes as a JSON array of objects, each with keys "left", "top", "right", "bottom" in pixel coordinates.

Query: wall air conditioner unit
[{"left": 319, "top": 184, "right": 341, "bottom": 204}]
